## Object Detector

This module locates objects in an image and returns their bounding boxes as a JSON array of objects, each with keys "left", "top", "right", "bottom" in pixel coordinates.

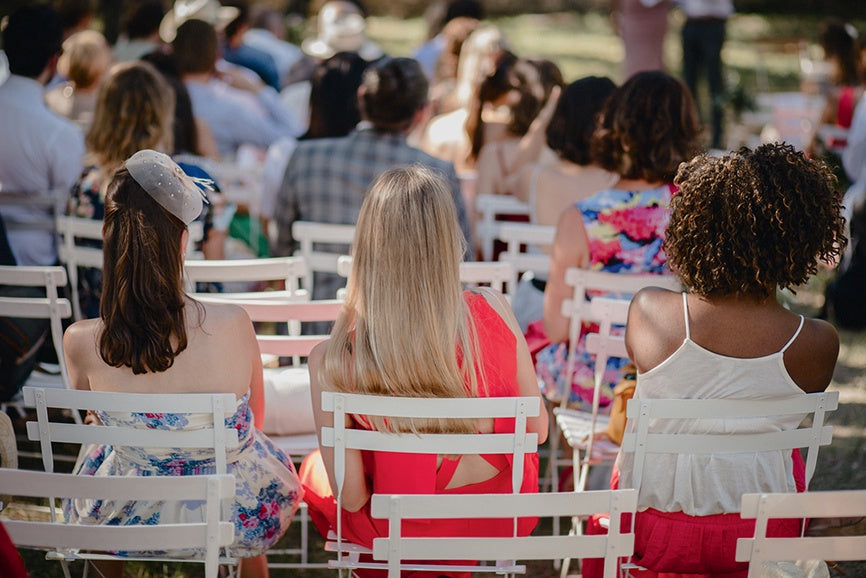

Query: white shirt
[
  {"left": 677, "top": 0, "right": 734, "bottom": 18},
  {"left": 0, "top": 75, "right": 84, "bottom": 265},
  {"left": 186, "top": 78, "right": 304, "bottom": 158}
]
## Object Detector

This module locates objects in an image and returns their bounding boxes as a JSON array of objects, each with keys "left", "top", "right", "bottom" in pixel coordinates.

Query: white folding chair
[
  {"left": 193, "top": 295, "right": 343, "bottom": 570},
  {"left": 0, "top": 468, "right": 235, "bottom": 578},
  {"left": 619, "top": 391, "right": 839, "bottom": 576},
  {"left": 57, "top": 215, "right": 204, "bottom": 320},
  {"left": 497, "top": 222, "right": 555, "bottom": 293},
  {"left": 291, "top": 221, "right": 355, "bottom": 296},
  {"left": 547, "top": 270, "right": 681, "bottom": 494},
  {"left": 183, "top": 255, "right": 307, "bottom": 299},
  {"left": 20, "top": 386, "right": 241, "bottom": 576},
  {"left": 475, "top": 194, "right": 531, "bottom": 261},
  {"left": 0, "top": 266, "right": 76, "bottom": 425},
  {"left": 555, "top": 297, "right": 630, "bottom": 493},
  {"left": 372, "top": 489, "right": 637, "bottom": 578},
  {"left": 736, "top": 489, "right": 866, "bottom": 576},
  {"left": 321, "top": 392, "right": 540, "bottom": 577}
]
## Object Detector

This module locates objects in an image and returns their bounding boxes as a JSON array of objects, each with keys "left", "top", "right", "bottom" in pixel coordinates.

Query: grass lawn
[{"left": 12, "top": 8, "right": 866, "bottom": 577}]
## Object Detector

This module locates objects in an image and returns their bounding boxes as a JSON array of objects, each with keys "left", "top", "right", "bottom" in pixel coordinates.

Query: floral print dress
[
  {"left": 65, "top": 391, "right": 303, "bottom": 557},
  {"left": 535, "top": 184, "right": 674, "bottom": 409}
]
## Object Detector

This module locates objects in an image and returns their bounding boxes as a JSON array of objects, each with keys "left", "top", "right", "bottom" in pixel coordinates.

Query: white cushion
[{"left": 262, "top": 366, "right": 316, "bottom": 435}]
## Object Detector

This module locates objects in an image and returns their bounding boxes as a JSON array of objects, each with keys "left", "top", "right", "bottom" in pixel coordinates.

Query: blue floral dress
[
  {"left": 65, "top": 391, "right": 303, "bottom": 557},
  {"left": 535, "top": 184, "right": 675, "bottom": 409}
]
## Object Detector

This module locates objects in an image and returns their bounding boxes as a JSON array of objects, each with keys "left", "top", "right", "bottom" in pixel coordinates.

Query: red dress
[{"left": 300, "top": 292, "right": 540, "bottom": 578}]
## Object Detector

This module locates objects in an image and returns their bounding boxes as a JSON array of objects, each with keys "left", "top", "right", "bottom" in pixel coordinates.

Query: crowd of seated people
[{"left": 0, "top": 1, "right": 859, "bottom": 577}]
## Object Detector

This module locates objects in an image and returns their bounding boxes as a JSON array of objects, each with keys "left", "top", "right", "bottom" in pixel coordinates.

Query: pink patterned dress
[{"left": 534, "top": 184, "right": 674, "bottom": 409}]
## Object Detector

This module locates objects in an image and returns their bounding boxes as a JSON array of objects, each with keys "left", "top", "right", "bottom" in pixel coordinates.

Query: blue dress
[
  {"left": 66, "top": 391, "right": 303, "bottom": 557},
  {"left": 535, "top": 184, "right": 674, "bottom": 409}
]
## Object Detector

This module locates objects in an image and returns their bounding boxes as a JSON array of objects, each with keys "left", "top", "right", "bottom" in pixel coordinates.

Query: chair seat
[{"left": 270, "top": 433, "right": 319, "bottom": 458}]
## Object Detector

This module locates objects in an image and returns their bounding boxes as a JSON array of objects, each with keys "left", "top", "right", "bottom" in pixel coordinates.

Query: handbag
[{"left": 604, "top": 363, "right": 637, "bottom": 446}]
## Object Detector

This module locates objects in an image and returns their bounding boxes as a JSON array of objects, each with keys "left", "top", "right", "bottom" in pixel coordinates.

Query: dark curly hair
[
  {"left": 666, "top": 143, "right": 847, "bottom": 300},
  {"left": 592, "top": 70, "right": 701, "bottom": 183}
]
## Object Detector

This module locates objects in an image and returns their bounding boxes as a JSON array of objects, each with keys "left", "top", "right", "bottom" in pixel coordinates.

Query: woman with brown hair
[
  {"left": 63, "top": 150, "right": 302, "bottom": 578},
  {"left": 535, "top": 70, "right": 701, "bottom": 409}
]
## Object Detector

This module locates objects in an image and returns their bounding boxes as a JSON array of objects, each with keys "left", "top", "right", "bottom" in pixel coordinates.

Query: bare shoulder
[
  {"left": 626, "top": 287, "right": 685, "bottom": 372},
  {"left": 785, "top": 316, "right": 840, "bottom": 393},
  {"left": 63, "top": 318, "right": 100, "bottom": 355},
  {"left": 195, "top": 300, "right": 252, "bottom": 329}
]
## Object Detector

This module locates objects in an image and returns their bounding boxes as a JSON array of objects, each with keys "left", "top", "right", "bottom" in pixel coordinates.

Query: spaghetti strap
[
  {"left": 780, "top": 315, "right": 805, "bottom": 353},
  {"left": 681, "top": 292, "right": 691, "bottom": 340}
]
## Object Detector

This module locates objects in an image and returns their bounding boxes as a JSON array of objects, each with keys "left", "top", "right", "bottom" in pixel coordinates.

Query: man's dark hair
[
  {"left": 223, "top": 0, "right": 250, "bottom": 41},
  {"left": 172, "top": 19, "right": 219, "bottom": 75},
  {"left": 359, "top": 57, "right": 428, "bottom": 132},
  {"left": 123, "top": 0, "right": 164, "bottom": 40},
  {"left": 2, "top": 4, "right": 63, "bottom": 79}
]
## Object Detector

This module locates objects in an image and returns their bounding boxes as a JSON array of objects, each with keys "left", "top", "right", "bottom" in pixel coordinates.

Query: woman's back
[{"left": 66, "top": 301, "right": 257, "bottom": 400}]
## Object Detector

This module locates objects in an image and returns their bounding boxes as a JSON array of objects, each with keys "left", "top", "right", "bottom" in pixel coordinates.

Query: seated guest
[
  {"left": 172, "top": 18, "right": 303, "bottom": 158},
  {"left": 221, "top": 1, "right": 281, "bottom": 91},
  {"left": 244, "top": 6, "right": 304, "bottom": 89},
  {"left": 45, "top": 30, "right": 112, "bottom": 132},
  {"left": 299, "top": 166, "right": 548, "bottom": 576},
  {"left": 113, "top": 0, "right": 164, "bottom": 62},
  {"left": 261, "top": 52, "right": 369, "bottom": 221},
  {"left": 582, "top": 143, "right": 846, "bottom": 578},
  {"left": 487, "top": 76, "right": 619, "bottom": 331},
  {"left": 0, "top": 4, "right": 83, "bottom": 397},
  {"left": 536, "top": 71, "right": 701, "bottom": 409},
  {"left": 63, "top": 150, "right": 303, "bottom": 578},
  {"left": 273, "top": 57, "right": 472, "bottom": 301}
]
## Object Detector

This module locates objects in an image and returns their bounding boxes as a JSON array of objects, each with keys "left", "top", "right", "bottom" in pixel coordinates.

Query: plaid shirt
[{"left": 273, "top": 127, "right": 472, "bottom": 299}]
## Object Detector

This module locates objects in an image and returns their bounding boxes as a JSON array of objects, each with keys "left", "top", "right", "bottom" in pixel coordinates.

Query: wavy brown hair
[
  {"left": 666, "top": 143, "right": 847, "bottom": 300},
  {"left": 86, "top": 61, "right": 174, "bottom": 176},
  {"left": 99, "top": 168, "right": 191, "bottom": 374},
  {"left": 592, "top": 70, "right": 701, "bottom": 183}
]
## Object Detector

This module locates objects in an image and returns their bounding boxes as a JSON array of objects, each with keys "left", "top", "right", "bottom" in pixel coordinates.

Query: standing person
[
  {"left": 273, "top": 57, "right": 472, "bottom": 301},
  {"left": 299, "top": 166, "right": 548, "bottom": 577},
  {"left": 582, "top": 143, "right": 846, "bottom": 577},
  {"left": 63, "top": 150, "right": 303, "bottom": 578},
  {"left": 0, "top": 4, "right": 84, "bottom": 398},
  {"left": 536, "top": 71, "right": 701, "bottom": 409},
  {"left": 613, "top": 0, "right": 670, "bottom": 79},
  {"left": 678, "top": 0, "right": 734, "bottom": 149}
]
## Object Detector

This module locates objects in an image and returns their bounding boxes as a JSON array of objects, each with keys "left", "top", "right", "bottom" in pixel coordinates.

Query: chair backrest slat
[
  {"left": 475, "top": 194, "right": 532, "bottom": 261},
  {"left": 621, "top": 391, "right": 839, "bottom": 494},
  {"left": 369, "top": 489, "right": 637, "bottom": 578},
  {"left": 736, "top": 489, "right": 866, "bottom": 575},
  {"left": 291, "top": 221, "right": 355, "bottom": 294}
]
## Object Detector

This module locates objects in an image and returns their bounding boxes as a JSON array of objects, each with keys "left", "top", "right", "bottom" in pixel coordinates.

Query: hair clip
[{"left": 125, "top": 149, "right": 209, "bottom": 225}]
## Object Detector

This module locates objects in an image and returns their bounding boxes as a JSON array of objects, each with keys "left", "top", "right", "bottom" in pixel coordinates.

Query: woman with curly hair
[
  {"left": 582, "top": 143, "right": 846, "bottom": 578},
  {"left": 535, "top": 70, "right": 701, "bottom": 408}
]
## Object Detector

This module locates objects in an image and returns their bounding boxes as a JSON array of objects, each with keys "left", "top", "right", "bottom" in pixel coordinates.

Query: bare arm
[
  {"left": 63, "top": 322, "right": 94, "bottom": 391},
  {"left": 543, "top": 207, "right": 590, "bottom": 343},
  {"left": 308, "top": 341, "right": 370, "bottom": 512}
]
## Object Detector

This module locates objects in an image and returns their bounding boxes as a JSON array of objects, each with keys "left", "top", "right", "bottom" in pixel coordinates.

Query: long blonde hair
[{"left": 322, "top": 166, "right": 483, "bottom": 434}]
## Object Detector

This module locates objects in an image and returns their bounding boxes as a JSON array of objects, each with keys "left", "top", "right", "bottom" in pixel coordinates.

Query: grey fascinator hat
[{"left": 125, "top": 150, "right": 210, "bottom": 226}]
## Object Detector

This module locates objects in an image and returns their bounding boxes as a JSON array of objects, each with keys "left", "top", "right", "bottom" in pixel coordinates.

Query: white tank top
[{"left": 616, "top": 293, "right": 807, "bottom": 515}]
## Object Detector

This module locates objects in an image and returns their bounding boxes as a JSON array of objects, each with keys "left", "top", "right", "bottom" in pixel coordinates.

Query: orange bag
[{"left": 605, "top": 363, "right": 636, "bottom": 446}]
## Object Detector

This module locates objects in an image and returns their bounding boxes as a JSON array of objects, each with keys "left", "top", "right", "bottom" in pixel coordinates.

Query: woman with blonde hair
[{"left": 300, "top": 165, "right": 548, "bottom": 577}]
